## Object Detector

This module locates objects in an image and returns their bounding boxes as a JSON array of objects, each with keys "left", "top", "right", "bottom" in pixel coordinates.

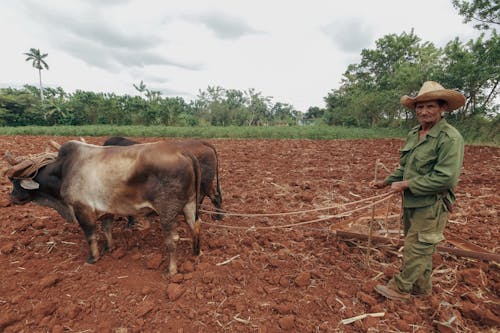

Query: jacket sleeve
[
  {"left": 408, "top": 135, "right": 464, "bottom": 195},
  {"left": 384, "top": 166, "right": 404, "bottom": 185}
]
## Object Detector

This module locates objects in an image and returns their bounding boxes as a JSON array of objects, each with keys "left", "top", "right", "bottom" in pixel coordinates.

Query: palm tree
[{"left": 24, "top": 48, "right": 49, "bottom": 103}]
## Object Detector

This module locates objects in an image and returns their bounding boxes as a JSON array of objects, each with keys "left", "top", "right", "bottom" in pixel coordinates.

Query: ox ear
[
  {"left": 20, "top": 179, "right": 40, "bottom": 190},
  {"left": 49, "top": 140, "right": 61, "bottom": 151}
]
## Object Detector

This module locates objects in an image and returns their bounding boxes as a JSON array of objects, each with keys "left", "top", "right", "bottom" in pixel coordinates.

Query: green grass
[
  {"left": 0, "top": 125, "right": 496, "bottom": 144},
  {"left": 0, "top": 125, "right": 408, "bottom": 140}
]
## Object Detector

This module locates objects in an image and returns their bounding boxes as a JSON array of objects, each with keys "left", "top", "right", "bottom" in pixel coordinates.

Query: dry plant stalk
[
  {"left": 366, "top": 159, "right": 380, "bottom": 266},
  {"left": 340, "top": 312, "right": 385, "bottom": 325},
  {"left": 216, "top": 255, "right": 240, "bottom": 266}
]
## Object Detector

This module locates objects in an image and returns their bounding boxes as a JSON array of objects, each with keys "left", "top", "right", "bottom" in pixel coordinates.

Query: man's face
[{"left": 415, "top": 100, "right": 445, "bottom": 127}]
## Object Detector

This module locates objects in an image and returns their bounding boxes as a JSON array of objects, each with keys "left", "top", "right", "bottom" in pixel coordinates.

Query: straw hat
[{"left": 400, "top": 81, "right": 466, "bottom": 111}]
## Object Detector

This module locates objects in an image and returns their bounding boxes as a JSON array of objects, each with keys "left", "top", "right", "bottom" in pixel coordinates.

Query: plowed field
[{"left": 0, "top": 136, "right": 498, "bottom": 333}]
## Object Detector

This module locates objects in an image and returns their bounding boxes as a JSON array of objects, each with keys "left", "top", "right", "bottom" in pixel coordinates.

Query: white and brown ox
[
  {"left": 4, "top": 140, "right": 202, "bottom": 274},
  {"left": 103, "top": 136, "right": 223, "bottom": 220}
]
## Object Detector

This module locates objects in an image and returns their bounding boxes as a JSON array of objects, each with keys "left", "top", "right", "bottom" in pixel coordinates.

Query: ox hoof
[
  {"left": 167, "top": 265, "right": 178, "bottom": 276},
  {"left": 86, "top": 256, "right": 97, "bottom": 264}
]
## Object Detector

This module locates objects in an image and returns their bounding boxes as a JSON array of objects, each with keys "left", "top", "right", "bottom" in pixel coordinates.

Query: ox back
[
  {"left": 103, "top": 136, "right": 223, "bottom": 220},
  {"left": 7, "top": 140, "right": 202, "bottom": 274}
]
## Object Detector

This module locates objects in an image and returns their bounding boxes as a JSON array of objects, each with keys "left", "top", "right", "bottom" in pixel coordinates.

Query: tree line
[{"left": 0, "top": 84, "right": 300, "bottom": 127}]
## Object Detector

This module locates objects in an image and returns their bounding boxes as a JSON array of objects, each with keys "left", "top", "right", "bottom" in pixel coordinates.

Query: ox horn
[
  {"left": 4, "top": 151, "right": 21, "bottom": 165},
  {"left": 79, "top": 137, "right": 87, "bottom": 143},
  {"left": 49, "top": 140, "right": 61, "bottom": 150}
]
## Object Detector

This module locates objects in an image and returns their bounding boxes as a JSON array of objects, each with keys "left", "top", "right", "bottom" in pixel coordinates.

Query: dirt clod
[{"left": 294, "top": 271, "right": 311, "bottom": 287}]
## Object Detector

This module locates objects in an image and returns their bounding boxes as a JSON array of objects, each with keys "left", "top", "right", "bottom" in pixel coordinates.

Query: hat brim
[{"left": 401, "top": 90, "right": 466, "bottom": 111}]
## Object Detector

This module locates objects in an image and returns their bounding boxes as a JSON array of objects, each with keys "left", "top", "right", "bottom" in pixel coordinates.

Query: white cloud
[{"left": 0, "top": 0, "right": 481, "bottom": 111}]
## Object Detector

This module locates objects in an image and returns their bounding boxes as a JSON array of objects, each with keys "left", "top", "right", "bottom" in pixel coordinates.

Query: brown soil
[{"left": 0, "top": 136, "right": 498, "bottom": 333}]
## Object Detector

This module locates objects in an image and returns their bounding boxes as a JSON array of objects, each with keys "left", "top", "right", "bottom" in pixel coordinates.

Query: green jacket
[{"left": 384, "top": 118, "right": 464, "bottom": 208}]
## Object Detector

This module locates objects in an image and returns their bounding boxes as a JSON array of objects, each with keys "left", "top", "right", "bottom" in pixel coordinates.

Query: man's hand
[
  {"left": 369, "top": 180, "right": 387, "bottom": 189},
  {"left": 390, "top": 180, "right": 409, "bottom": 192}
]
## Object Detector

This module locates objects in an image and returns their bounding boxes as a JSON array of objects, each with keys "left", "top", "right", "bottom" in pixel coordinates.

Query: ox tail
[
  {"left": 214, "top": 146, "right": 222, "bottom": 207},
  {"left": 202, "top": 142, "right": 223, "bottom": 214}
]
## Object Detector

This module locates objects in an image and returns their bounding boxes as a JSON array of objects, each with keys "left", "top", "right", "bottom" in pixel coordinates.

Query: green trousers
[{"left": 391, "top": 198, "right": 448, "bottom": 294}]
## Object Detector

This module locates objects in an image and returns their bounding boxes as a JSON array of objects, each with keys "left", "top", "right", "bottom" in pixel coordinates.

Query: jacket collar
[
  {"left": 427, "top": 118, "right": 448, "bottom": 138},
  {"left": 410, "top": 118, "right": 448, "bottom": 137}
]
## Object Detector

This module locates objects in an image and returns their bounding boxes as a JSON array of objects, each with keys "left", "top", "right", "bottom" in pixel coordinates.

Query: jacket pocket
[
  {"left": 414, "top": 151, "right": 437, "bottom": 174},
  {"left": 418, "top": 232, "right": 444, "bottom": 244}
]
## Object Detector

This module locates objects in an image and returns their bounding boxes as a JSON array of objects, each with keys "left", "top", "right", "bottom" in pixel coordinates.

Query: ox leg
[
  {"left": 160, "top": 211, "right": 181, "bottom": 275},
  {"left": 73, "top": 206, "right": 99, "bottom": 264},
  {"left": 101, "top": 215, "right": 114, "bottom": 253},
  {"left": 183, "top": 200, "right": 202, "bottom": 256},
  {"left": 211, "top": 195, "right": 223, "bottom": 220}
]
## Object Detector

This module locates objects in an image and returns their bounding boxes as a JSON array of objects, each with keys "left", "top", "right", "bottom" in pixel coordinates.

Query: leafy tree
[
  {"left": 452, "top": 0, "right": 500, "bottom": 30},
  {"left": 326, "top": 31, "right": 443, "bottom": 127},
  {"left": 224, "top": 89, "right": 249, "bottom": 126},
  {"left": 450, "top": 1, "right": 499, "bottom": 118},
  {"left": 172, "top": 99, "right": 197, "bottom": 126},
  {"left": 0, "top": 88, "right": 40, "bottom": 126},
  {"left": 194, "top": 86, "right": 225, "bottom": 125},
  {"left": 270, "top": 102, "right": 297, "bottom": 125},
  {"left": 225, "top": 89, "right": 247, "bottom": 110},
  {"left": 304, "top": 106, "right": 324, "bottom": 122},
  {"left": 118, "top": 95, "right": 148, "bottom": 125},
  {"left": 323, "top": 90, "right": 352, "bottom": 126},
  {"left": 193, "top": 86, "right": 293, "bottom": 126},
  {"left": 440, "top": 32, "right": 500, "bottom": 119},
  {"left": 246, "top": 89, "right": 272, "bottom": 126},
  {"left": 24, "top": 48, "right": 49, "bottom": 103}
]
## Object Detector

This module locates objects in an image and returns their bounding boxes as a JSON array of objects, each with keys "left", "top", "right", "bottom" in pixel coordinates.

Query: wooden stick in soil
[
  {"left": 366, "top": 159, "right": 380, "bottom": 266},
  {"left": 337, "top": 230, "right": 500, "bottom": 262}
]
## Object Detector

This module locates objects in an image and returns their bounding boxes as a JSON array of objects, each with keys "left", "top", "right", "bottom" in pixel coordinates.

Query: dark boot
[{"left": 374, "top": 284, "right": 411, "bottom": 302}]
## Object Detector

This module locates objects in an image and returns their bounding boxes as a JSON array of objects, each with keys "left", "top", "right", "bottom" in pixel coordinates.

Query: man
[{"left": 370, "top": 81, "right": 465, "bottom": 301}]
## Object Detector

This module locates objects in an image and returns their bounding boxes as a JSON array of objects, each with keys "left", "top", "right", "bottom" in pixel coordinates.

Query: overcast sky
[{"left": 0, "top": 0, "right": 481, "bottom": 111}]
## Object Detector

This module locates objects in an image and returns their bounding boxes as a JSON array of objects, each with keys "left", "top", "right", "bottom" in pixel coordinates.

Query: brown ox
[
  {"left": 103, "top": 136, "right": 223, "bottom": 220},
  {"left": 5, "top": 140, "right": 202, "bottom": 274}
]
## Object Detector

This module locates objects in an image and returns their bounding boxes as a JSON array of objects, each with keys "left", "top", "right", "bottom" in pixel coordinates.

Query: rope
[
  {"left": 202, "top": 192, "right": 395, "bottom": 230},
  {"left": 376, "top": 160, "right": 404, "bottom": 242},
  {"left": 7, "top": 152, "right": 57, "bottom": 179},
  {"left": 376, "top": 160, "right": 393, "bottom": 173},
  {"left": 200, "top": 191, "right": 394, "bottom": 217}
]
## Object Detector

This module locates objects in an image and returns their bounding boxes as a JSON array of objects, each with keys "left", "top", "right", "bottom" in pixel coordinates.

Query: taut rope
[
  {"left": 202, "top": 192, "right": 396, "bottom": 230},
  {"left": 201, "top": 191, "right": 394, "bottom": 217}
]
